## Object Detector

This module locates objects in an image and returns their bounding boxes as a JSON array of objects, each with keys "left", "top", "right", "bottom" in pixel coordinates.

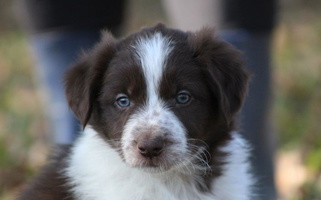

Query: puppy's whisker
[{"left": 187, "top": 138, "right": 209, "bottom": 148}]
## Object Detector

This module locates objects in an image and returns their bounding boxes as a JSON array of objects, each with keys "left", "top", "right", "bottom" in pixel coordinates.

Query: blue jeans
[{"left": 31, "top": 30, "right": 101, "bottom": 144}]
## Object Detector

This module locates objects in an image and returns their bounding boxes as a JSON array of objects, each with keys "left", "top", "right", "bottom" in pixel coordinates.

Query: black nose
[{"left": 137, "top": 137, "right": 164, "bottom": 159}]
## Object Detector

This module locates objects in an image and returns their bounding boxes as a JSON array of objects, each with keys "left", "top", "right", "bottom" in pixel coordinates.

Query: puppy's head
[{"left": 65, "top": 24, "right": 249, "bottom": 172}]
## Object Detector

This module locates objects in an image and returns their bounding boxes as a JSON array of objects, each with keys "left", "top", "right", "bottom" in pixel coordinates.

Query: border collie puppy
[{"left": 18, "top": 24, "right": 253, "bottom": 200}]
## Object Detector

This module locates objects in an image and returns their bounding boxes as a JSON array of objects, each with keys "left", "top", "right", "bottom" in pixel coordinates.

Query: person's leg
[
  {"left": 18, "top": 0, "right": 127, "bottom": 144},
  {"left": 162, "top": 0, "right": 221, "bottom": 31},
  {"left": 31, "top": 31, "right": 101, "bottom": 144}
]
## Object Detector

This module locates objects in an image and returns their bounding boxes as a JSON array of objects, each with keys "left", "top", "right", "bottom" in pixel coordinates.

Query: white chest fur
[{"left": 64, "top": 128, "right": 253, "bottom": 200}]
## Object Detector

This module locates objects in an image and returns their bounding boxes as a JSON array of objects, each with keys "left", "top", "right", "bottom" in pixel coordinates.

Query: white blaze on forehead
[
  {"left": 121, "top": 33, "right": 188, "bottom": 168},
  {"left": 134, "top": 32, "right": 173, "bottom": 106}
]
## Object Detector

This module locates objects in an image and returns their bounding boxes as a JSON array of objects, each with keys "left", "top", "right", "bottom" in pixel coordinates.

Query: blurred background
[{"left": 0, "top": 0, "right": 320, "bottom": 199}]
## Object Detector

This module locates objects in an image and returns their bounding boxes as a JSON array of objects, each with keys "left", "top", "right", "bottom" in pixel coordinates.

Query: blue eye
[
  {"left": 176, "top": 91, "right": 191, "bottom": 104},
  {"left": 116, "top": 96, "right": 130, "bottom": 107}
]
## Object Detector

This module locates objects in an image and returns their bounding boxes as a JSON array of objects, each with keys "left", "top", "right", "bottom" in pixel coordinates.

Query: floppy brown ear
[
  {"left": 188, "top": 28, "right": 250, "bottom": 125},
  {"left": 64, "top": 31, "right": 116, "bottom": 128}
]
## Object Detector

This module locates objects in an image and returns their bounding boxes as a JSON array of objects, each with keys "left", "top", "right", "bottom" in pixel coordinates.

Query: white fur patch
[
  {"left": 133, "top": 32, "right": 173, "bottom": 107},
  {"left": 211, "top": 132, "right": 254, "bottom": 200},
  {"left": 65, "top": 128, "right": 253, "bottom": 200}
]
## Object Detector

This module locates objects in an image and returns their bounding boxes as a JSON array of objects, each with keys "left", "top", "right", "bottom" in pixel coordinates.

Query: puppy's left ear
[
  {"left": 65, "top": 31, "right": 116, "bottom": 128},
  {"left": 188, "top": 28, "right": 250, "bottom": 124}
]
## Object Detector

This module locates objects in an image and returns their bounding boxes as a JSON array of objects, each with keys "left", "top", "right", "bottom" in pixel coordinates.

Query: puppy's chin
[
  {"left": 136, "top": 165, "right": 171, "bottom": 174},
  {"left": 125, "top": 160, "right": 174, "bottom": 173},
  {"left": 123, "top": 152, "right": 184, "bottom": 173}
]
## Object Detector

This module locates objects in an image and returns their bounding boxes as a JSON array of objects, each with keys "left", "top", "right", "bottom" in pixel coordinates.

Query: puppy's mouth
[
  {"left": 134, "top": 157, "right": 172, "bottom": 172},
  {"left": 124, "top": 150, "right": 209, "bottom": 175},
  {"left": 121, "top": 140, "right": 187, "bottom": 173}
]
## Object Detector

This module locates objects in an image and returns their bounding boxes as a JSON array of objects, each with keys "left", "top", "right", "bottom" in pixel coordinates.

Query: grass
[{"left": 0, "top": 0, "right": 321, "bottom": 199}]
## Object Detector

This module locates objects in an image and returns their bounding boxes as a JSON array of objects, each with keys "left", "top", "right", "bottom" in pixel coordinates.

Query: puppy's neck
[{"left": 64, "top": 127, "right": 253, "bottom": 200}]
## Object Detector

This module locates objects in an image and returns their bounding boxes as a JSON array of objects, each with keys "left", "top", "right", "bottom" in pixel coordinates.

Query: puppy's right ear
[{"left": 64, "top": 31, "right": 116, "bottom": 128}]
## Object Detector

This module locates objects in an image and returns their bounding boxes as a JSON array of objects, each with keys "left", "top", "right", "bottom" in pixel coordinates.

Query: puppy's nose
[{"left": 137, "top": 137, "right": 164, "bottom": 159}]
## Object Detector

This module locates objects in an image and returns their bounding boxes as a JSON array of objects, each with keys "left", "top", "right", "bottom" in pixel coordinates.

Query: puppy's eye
[
  {"left": 116, "top": 96, "right": 130, "bottom": 108},
  {"left": 176, "top": 91, "right": 191, "bottom": 104}
]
